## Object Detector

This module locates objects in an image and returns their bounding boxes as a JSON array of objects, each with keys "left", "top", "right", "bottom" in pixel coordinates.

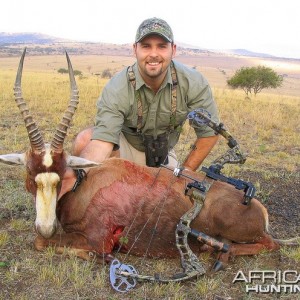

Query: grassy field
[{"left": 0, "top": 54, "right": 300, "bottom": 299}]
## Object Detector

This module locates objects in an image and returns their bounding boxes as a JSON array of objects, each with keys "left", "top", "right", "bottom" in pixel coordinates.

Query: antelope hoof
[
  {"left": 104, "top": 253, "right": 115, "bottom": 264},
  {"left": 95, "top": 253, "right": 115, "bottom": 264},
  {"left": 34, "top": 235, "right": 49, "bottom": 251},
  {"left": 212, "top": 260, "right": 224, "bottom": 272}
]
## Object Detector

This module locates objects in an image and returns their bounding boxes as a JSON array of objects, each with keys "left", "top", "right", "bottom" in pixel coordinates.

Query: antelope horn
[
  {"left": 50, "top": 52, "right": 79, "bottom": 153},
  {"left": 14, "top": 48, "right": 45, "bottom": 153}
]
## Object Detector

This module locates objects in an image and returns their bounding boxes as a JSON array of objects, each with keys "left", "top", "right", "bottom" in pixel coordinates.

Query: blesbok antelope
[
  {"left": 0, "top": 49, "right": 98, "bottom": 239},
  {"left": 0, "top": 50, "right": 298, "bottom": 269}
]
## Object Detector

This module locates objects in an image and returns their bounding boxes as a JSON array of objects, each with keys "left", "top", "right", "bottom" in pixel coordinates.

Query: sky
[{"left": 1, "top": 0, "right": 299, "bottom": 59}]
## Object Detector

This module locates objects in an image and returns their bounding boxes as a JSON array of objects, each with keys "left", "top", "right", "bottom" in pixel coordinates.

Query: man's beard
[{"left": 144, "top": 64, "right": 164, "bottom": 78}]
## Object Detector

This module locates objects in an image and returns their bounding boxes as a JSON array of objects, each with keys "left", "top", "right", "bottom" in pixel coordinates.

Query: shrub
[
  {"left": 57, "top": 68, "right": 68, "bottom": 74},
  {"left": 57, "top": 68, "right": 82, "bottom": 76},
  {"left": 101, "top": 68, "right": 112, "bottom": 79}
]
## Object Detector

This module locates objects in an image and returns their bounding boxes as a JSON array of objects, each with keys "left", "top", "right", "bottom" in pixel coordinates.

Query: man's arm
[
  {"left": 80, "top": 139, "right": 114, "bottom": 162},
  {"left": 182, "top": 135, "right": 219, "bottom": 171},
  {"left": 59, "top": 140, "right": 114, "bottom": 199}
]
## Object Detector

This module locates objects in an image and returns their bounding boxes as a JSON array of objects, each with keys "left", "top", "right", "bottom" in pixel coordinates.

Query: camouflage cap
[{"left": 135, "top": 17, "right": 174, "bottom": 43}]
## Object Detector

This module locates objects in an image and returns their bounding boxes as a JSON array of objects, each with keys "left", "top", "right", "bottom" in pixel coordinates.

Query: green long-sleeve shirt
[{"left": 92, "top": 60, "right": 219, "bottom": 151}]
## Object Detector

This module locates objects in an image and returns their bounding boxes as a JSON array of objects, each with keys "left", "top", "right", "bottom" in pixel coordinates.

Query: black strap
[{"left": 71, "top": 169, "right": 87, "bottom": 192}]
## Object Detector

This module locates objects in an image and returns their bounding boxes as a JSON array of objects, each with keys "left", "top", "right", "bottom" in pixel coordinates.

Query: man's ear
[
  {"left": 172, "top": 43, "right": 177, "bottom": 58},
  {"left": 133, "top": 43, "right": 137, "bottom": 57}
]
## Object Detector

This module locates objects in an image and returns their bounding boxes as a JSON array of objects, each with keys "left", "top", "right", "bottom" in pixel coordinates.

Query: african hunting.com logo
[{"left": 232, "top": 270, "right": 300, "bottom": 294}]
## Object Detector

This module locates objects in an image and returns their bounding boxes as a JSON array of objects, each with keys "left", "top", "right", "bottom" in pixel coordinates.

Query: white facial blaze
[
  {"left": 35, "top": 172, "right": 60, "bottom": 237},
  {"left": 43, "top": 145, "right": 53, "bottom": 168}
]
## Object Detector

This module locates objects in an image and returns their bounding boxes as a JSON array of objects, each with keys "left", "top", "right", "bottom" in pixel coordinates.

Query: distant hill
[
  {"left": 0, "top": 32, "right": 72, "bottom": 44},
  {"left": 220, "top": 48, "right": 274, "bottom": 58},
  {"left": 0, "top": 32, "right": 279, "bottom": 59}
]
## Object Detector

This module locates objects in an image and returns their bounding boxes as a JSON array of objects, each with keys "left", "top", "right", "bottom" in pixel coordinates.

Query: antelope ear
[
  {"left": 66, "top": 155, "right": 100, "bottom": 168},
  {"left": 0, "top": 153, "right": 26, "bottom": 166}
]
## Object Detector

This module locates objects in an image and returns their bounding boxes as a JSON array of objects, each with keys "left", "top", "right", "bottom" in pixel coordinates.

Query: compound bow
[{"left": 109, "top": 109, "right": 255, "bottom": 292}]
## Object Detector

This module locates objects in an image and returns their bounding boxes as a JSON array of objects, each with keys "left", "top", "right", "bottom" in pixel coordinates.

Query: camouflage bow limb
[
  {"left": 189, "top": 109, "right": 247, "bottom": 171},
  {"left": 174, "top": 182, "right": 209, "bottom": 279}
]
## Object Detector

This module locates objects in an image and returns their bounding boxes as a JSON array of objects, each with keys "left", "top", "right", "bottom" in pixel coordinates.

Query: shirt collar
[{"left": 132, "top": 62, "right": 173, "bottom": 91}]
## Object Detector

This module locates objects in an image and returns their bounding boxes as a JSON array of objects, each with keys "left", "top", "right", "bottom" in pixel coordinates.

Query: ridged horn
[
  {"left": 14, "top": 48, "right": 45, "bottom": 153},
  {"left": 50, "top": 52, "right": 79, "bottom": 153}
]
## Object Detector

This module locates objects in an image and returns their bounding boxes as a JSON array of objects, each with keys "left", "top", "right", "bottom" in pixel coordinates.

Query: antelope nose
[{"left": 35, "top": 219, "right": 58, "bottom": 239}]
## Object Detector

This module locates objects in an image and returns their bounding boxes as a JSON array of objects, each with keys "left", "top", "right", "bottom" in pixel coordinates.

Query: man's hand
[{"left": 58, "top": 139, "right": 115, "bottom": 199}]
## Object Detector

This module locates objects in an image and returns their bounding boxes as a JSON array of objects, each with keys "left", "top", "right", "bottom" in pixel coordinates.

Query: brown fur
[
  {"left": 25, "top": 150, "right": 66, "bottom": 196},
  {"left": 34, "top": 157, "right": 280, "bottom": 262}
]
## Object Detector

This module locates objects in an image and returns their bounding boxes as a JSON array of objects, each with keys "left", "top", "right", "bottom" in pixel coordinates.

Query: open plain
[{"left": 0, "top": 44, "right": 300, "bottom": 299}]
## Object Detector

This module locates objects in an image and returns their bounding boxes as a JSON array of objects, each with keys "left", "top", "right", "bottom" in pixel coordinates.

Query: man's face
[{"left": 133, "top": 35, "right": 176, "bottom": 82}]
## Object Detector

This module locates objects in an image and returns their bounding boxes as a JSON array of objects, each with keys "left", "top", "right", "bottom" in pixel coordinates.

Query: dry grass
[
  {"left": 280, "top": 246, "right": 300, "bottom": 262},
  {"left": 0, "top": 54, "right": 300, "bottom": 299},
  {"left": 0, "top": 232, "right": 9, "bottom": 248},
  {"left": 212, "top": 89, "right": 300, "bottom": 175}
]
